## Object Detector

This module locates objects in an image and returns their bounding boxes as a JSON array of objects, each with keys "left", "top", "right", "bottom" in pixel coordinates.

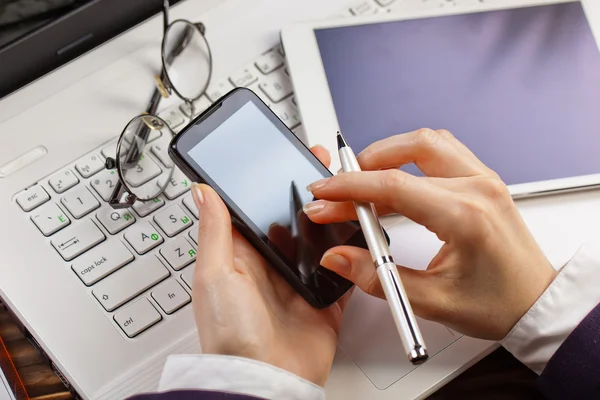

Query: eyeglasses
[{"left": 106, "top": 0, "right": 212, "bottom": 209}]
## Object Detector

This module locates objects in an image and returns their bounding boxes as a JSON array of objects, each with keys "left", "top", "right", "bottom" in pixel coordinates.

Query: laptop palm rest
[{"left": 338, "top": 289, "right": 460, "bottom": 389}]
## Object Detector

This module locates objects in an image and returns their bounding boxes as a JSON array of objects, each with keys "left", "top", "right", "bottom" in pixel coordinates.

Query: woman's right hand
[{"left": 304, "top": 129, "right": 557, "bottom": 341}]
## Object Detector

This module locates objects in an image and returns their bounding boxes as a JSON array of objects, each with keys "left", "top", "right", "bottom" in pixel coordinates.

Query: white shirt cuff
[
  {"left": 158, "top": 354, "right": 325, "bottom": 400},
  {"left": 501, "top": 240, "right": 600, "bottom": 374}
]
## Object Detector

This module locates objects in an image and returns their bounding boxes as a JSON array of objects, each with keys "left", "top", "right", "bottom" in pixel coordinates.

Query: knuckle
[
  {"left": 435, "top": 129, "right": 454, "bottom": 140},
  {"left": 477, "top": 177, "right": 511, "bottom": 205},
  {"left": 413, "top": 128, "right": 440, "bottom": 147},
  {"left": 457, "top": 198, "right": 493, "bottom": 241},
  {"left": 381, "top": 169, "right": 407, "bottom": 191}
]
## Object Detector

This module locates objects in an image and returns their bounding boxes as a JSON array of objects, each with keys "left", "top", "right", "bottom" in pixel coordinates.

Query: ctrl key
[{"left": 114, "top": 298, "right": 161, "bottom": 338}]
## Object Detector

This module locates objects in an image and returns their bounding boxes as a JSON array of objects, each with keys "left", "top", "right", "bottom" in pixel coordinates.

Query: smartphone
[{"left": 169, "top": 88, "right": 381, "bottom": 308}]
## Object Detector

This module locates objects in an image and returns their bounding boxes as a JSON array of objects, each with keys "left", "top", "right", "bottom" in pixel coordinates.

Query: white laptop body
[{"left": 1, "top": 0, "right": 599, "bottom": 399}]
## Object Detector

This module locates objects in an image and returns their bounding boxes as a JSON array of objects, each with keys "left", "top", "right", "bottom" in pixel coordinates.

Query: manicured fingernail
[
  {"left": 306, "top": 178, "right": 330, "bottom": 192},
  {"left": 320, "top": 252, "right": 351, "bottom": 275},
  {"left": 303, "top": 200, "right": 326, "bottom": 215},
  {"left": 192, "top": 184, "right": 204, "bottom": 207}
]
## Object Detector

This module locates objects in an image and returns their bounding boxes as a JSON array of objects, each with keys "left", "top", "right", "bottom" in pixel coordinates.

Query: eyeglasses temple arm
[{"left": 162, "top": 0, "right": 170, "bottom": 35}]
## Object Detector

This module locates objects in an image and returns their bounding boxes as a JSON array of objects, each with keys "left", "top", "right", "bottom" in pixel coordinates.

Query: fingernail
[
  {"left": 306, "top": 178, "right": 330, "bottom": 192},
  {"left": 191, "top": 184, "right": 204, "bottom": 207},
  {"left": 320, "top": 252, "right": 351, "bottom": 275},
  {"left": 303, "top": 200, "right": 326, "bottom": 215}
]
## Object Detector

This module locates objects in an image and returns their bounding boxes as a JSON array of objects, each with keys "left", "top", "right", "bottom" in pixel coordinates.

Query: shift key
[
  {"left": 72, "top": 241, "right": 134, "bottom": 286},
  {"left": 92, "top": 255, "right": 169, "bottom": 311}
]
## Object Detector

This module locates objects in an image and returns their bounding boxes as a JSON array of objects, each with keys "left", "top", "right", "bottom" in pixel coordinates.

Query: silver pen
[{"left": 336, "top": 131, "right": 428, "bottom": 365}]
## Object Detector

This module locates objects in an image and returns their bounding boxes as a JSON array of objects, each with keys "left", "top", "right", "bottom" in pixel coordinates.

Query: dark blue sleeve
[
  {"left": 538, "top": 302, "right": 600, "bottom": 399},
  {"left": 127, "top": 390, "right": 265, "bottom": 400}
]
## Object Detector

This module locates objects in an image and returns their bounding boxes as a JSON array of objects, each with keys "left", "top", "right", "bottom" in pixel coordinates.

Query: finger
[
  {"left": 310, "top": 145, "right": 331, "bottom": 169},
  {"left": 322, "top": 246, "right": 446, "bottom": 321},
  {"left": 303, "top": 199, "right": 395, "bottom": 224},
  {"left": 193, "top": 184, "right": 234, "bottom": 277},
  {"left": 308, "top": 170, "right": 460, "bottom": 231},
  {"left": 356, "top": 128, "right": 489, "bottom": 178},
  {"left": 320, "top": 246, "right": 384, "bottom": 298}
]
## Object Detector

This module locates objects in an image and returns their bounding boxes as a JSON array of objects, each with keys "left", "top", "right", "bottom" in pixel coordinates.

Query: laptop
[{"left": 1, "top": 0, "right": 599, "bottom": 399}]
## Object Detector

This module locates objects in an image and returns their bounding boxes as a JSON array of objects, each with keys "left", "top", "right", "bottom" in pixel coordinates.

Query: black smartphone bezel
[{"left": 169, "top": 87, "right": 363, "bottom": 308}]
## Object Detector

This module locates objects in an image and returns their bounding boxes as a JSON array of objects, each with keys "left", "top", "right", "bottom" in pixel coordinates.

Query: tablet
[{"left": 282, "top": 0, "right": 600, "bottom": 198}]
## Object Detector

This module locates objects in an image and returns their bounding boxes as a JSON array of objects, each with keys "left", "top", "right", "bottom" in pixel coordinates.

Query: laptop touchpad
[{"left": 337, "top": 289, "right": 460, "bottom": 390}]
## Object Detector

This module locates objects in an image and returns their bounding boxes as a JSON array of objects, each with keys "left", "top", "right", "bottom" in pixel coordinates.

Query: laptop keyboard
[{"left": 14, "top": 0, "right": 492, "bottom": 339}]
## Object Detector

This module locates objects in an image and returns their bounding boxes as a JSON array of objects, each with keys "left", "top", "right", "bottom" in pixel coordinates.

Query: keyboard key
[
  {"left": 181, "top": 267, "right": 194, "bottom": 289},
  {"left": 159, "top": 169, "right": 191, "bottom": 200},
  {"left": 292, "top": 125, "right": 306, "bottom": 141},
  {"left": 31, "top": 203, "right": 70, "bottom": 236},
  {"left": 259, "top": 71, "right": 293, "bottom": 103},
  {"left": 160, "top": 107, "right": 185, "bottom": 129},
  {"left": 350, "top": 1, "right": 378, "bottom": 14},
  {"left": 247, "top": 83, "right": 271, "bottom": 107},
  {"left": 92, "top": 255, "right": 169, "bottom": 311},
  {"left": 51, "top": 220, "right": 105, "bottom": 261},
  {"left": 114, "top": 298, "right": 162, "bottom": 337},
  {"left": 123, "top": 154, "right": 161, "bottom": 188},
  {"left": 154, "top": 204, "right": 192, "bottom": 237},
  {"left": 180, "top": 96, "right": 211, "bottom": 118},
  {"left": 96, "top": 208, "right": 136, "bottom": 234},
  {"left": 207, "top": 79, "right": 235, "bottom": 102},
  {"left": 160, "top": 237, "right": 197, "bottom": 271},
  {"left": 91, "top": 169, "right": 119, "bottom": 201},
  {"left": 16, "top": 185, "right": 50, "bottom": 211},
  {"left": 151, "top": 280, "right": 190, "bottom": 314},
  {"left": 188, "top": 228, "right": 198, "bottom": 245},
  {"left": 72, "top": 240, "right": 134, "bottom": 285},
  {"left": 230, "top": 65, "right": 259, "bottom": 87},
  {"left": 76, "top": 153, "right": 104, "bottom": 178},
  {"left": 133, "top": 197, "right": 165, "bottom": 217},
  {"left": 182, "top": 194, "right": 199, "bottom": 219},
  {"left": 61, "top": 186, "right": 100, "bottom": 219},
  {"left": 151, "top": 143, "right": 173, "bottom": 168},
  {"left": 102, "top": 142, "right": 117, "bottom": 159},
  {"left": 49, "top": 169, "right": 79, "bottom": 194},
  {"left": 272, "top": 98, "right": 301, "bottom": 129},
  {"left": 124, "top": 220, "right": 164, "bottom": 254},
  {"left": 255, "top": 50, "right": 284, "bottom": 74},
  {"left": 276, "top": 42, "right": 285, "bottom": 56}
]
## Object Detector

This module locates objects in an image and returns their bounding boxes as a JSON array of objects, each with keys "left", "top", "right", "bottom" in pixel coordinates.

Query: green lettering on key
[
  {"left": 181, "top": 216, "right": 190, "bottom": 224},
  {"left": 188, "top": 249, "right": 196, "bottom": 258},
  {"left": 151, "top": 233, "right": 159, "bottom": 241}
]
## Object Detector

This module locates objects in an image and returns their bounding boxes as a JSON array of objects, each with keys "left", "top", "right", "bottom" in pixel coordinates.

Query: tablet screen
[{"left": 314, "top": 2, "right": 600, "bottom": 185}]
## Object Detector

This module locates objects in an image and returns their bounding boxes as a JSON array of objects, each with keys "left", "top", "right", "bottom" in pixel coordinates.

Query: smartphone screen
[{"left": 172, "top": 89, "right": 366, "bottom": 303}]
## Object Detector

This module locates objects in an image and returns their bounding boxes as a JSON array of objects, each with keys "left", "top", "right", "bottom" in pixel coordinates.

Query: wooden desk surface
[{"left": 0, "top": 303, "right": 71, "bottom": 400}]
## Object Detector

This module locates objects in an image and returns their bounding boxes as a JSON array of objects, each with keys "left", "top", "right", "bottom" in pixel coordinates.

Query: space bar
[{"left": 92, "top": 255, "right": 169, "bottom": 312}]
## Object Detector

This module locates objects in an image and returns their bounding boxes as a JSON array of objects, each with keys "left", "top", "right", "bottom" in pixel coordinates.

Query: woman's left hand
[{"left": 189, "top": 146, "right": 350, "bottom": 386}]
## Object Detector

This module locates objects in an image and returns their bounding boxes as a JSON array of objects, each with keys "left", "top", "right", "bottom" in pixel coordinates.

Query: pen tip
[{"left": 337, "top": 131, "right": 348, "bottom": 149}]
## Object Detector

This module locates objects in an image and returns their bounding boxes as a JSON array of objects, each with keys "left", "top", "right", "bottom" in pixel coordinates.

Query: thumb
[
  {"left": 320, "top": 246, "right": 435, "bottom": 317},
  {"left": 192, "top": 183, "right": 234, "bottom": 280}
]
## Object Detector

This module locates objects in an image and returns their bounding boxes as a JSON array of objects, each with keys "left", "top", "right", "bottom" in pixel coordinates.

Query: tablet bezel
[{"left": 282, "top": 0, "right": 600, "bottom": 198}]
